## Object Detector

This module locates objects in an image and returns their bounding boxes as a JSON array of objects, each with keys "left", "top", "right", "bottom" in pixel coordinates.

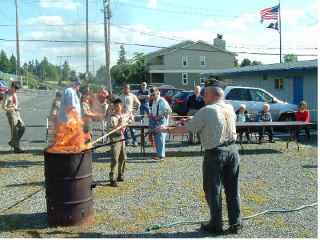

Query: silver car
[{"left": 224, "top": 86, "right": 298, "bottom": 121}]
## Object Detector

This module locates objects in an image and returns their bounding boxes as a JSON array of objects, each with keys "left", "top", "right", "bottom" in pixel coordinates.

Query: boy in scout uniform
[
  {"left": 2, "top": 81, "right": 25, "bottom": 153},
  {"left": 107, "top": 98, "right": 131, "bottom": 187},
  {"left": 81, "top": 91, "right": 96, "bottom": 142}
]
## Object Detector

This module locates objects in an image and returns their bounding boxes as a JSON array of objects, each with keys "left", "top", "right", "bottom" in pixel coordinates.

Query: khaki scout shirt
[
  {"left": 119, "top": 93, "right": 140, "bottom": 115},
  {"left": 107, "top": 113, "right": 130, "bottom": 138},
  {"left": 185, "top": 99, "right": 237, "bottom": 150},
  {"left": 2, "top": 90, "right": 17, "bottom": 111},
  {"left": 2, "top": 90, "right": 24, "bottom": 125}
]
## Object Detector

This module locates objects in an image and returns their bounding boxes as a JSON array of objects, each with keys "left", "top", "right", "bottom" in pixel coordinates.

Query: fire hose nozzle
[{"left": 91, "top": 183, "right": 97, "bottom": 189}]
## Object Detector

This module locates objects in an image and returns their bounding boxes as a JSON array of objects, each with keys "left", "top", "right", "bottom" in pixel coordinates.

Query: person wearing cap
[
  {"left": 2, "top": 81, "right": 25, "bottom": 153},
  {"left": 59, "top": 76, "right": 82, "bottom": 123},
  {"left": 157, "top": 78, "right": 242, "bottom": 234}
]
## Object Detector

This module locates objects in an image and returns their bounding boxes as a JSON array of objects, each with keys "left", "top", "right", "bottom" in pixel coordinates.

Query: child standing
[
  {"left": 235, "top": 104, "right": 251, "bottom": 143},
  {"left": 107, "top": 98, "right": 131, "bottom": 187},
  {"left": 50, "top": 91, "right": 62, "bottom": 131},
  {"left": 256, "top": 103, "right": 274, "bottom": 144},
  {"left": 295, "top": 101, "right": 310, "bottom": 141}
]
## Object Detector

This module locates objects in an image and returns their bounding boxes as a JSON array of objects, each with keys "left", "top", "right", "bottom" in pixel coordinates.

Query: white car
[{"left": 224, "top": 86, "right": 298, "bottom": 121}]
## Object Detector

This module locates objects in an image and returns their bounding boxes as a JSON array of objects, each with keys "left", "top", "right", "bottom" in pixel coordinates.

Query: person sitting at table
[
  {"left": 235, "top": 104, "right": 251, "bottom": 143},
  {"left": 256, "top": 103, "right": 275, "bottom": 144},
  {"left": 295, "top": 100, "right": 310, "bottom": 141}
]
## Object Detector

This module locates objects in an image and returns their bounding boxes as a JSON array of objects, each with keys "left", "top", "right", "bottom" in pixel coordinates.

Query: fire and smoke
[{"left": 47, "top": 109, "right": 92, "bottom": 153}]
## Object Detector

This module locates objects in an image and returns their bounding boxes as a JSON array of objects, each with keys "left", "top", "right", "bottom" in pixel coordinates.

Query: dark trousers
[
  {"left": 237, "top": 128, "right": 250, "bottom": 141},
  {"left": 6, "top": 112, "right": 25, "bottom": 149},
  {"left": 295, "top": 126, "right": 310, "bottom": 140},
  {"left": 259, "top": 127, "right": 273, "bottom": 141},
  {"left": 203, "top": 144, "right": 242, "bottom": 227}
]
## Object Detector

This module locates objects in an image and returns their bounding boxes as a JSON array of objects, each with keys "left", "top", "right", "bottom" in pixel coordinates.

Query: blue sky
[{"left": 0, "top": 0, "right": 317, "bottom": 74}]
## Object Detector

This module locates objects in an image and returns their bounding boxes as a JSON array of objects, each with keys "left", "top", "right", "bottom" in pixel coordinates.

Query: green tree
[
  {"left": 283, "top": 54, "right": 298, "bottom": 63},
  {"left": 9, "top": 54, "right": 17, "bottom": 74},
  {"left": 62, "top": 61, "right": 71, "bottom": 82},
  {"left": 0, "top": 50, "right": 10, "bottom": 73},
  {"left": 240, "top": 58, "right": 252, "bottom": 67},
  {"left": 252, "top": 60, "right": 262, "bottom": 66},
  {"left": 117, "top": 45, "right": 127, "bottom": 65},
  {"left": 110, "top": 52, "right": 146, "bottom": 86}
]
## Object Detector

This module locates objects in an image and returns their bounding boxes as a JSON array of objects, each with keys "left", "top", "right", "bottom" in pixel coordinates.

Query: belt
[
  {"left": 205, "top": 141, "right": 235, "bottom": 151},
  {"left": 219, "top": 141, "right": 235, "bottom": 147}
]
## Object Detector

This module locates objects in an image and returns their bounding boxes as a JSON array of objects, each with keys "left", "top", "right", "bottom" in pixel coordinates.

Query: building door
[{"left": 293, "top": 76, "right": 303, "bottom": 105}]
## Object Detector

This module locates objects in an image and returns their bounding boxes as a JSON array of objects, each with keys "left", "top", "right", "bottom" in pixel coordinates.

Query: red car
[{"left": 149, "top": 87, "right": 185, "bottom": 106}]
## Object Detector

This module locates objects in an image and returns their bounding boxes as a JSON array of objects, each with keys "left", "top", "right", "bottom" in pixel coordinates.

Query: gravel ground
[
  {"left": 0, "top": 131, "right": 317, "bottom": 238},
  {"left": 0, "top": 89, "right": 317, "bottom": 238}
]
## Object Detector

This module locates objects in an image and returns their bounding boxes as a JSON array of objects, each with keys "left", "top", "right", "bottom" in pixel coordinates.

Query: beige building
[{"left": 145, "top": 35, "right": 236, "bottom": 90}]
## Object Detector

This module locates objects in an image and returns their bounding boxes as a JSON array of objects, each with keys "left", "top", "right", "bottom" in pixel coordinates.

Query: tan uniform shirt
[
  {"left": 185, "top": 99, "right": 237, "bottom": 150},
  {"left": 2, "top": 90, "right": 17, "bottom": 111},
  {"left": 2, "top": 90, "right": 23, "bottom": 125}
]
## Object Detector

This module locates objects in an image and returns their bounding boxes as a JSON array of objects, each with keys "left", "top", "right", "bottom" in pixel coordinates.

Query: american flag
[{"left": 260, "top": 5, "right": 279, "bottom": 23}]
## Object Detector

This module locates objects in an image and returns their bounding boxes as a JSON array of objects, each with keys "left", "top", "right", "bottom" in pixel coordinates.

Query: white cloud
[
  {"left": 204, "top": 19, "right": 216, "bottom": 28},
  {"left": 147, "top": 0, "right": 160, "bottom": 9},
  {"left": 218, "top": 12, "right": 258, "bottom": 31},
  {"left": 39, "top": 0, "right": 81, "bottom": 10},
  {"left": 23, "top": 16, "right": 65, "bottom": 26}
]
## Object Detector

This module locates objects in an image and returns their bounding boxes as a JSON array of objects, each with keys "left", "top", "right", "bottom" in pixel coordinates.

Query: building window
[
  {"left": 275, "top": 78, "right": 284, "bottom": 89},
  {"left": 182, "top": 73, "right": 188, "bottom": 85},
  {"left": 200, "top": 56, "right": 205, "bottom": 66},
  {"left": 200, "top": 76, "right": 205, "bottom": 84},
  {"left": 182, "top": 56, "right": 188, "bottom": 67}
]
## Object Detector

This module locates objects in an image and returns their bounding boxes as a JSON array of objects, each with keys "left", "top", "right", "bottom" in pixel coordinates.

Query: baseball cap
[
  {"left": 205, "top": 78, "right": 226, "bottom": 89},
  {"left": 70, "top": 76, "right": 82, "bottom": 85}
]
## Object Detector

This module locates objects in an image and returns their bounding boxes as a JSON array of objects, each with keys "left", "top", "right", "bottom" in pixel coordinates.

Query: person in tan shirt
[{"left": 2, "top": 81, "right": 25, "bottom": 153}]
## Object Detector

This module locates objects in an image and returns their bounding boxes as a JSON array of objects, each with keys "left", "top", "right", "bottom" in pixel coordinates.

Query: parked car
[
  {"left": 150, "top": 87, "right": 185, "bottom": 106},
  {"left": 0, "top": 79, "right": 9, "bottom": 101},
  {"left": 129, "top": 84, "right": 141, "bottom": 95},
  {"left": 217, "top": 86, "right": 298, "bottom": 121},
  {"left": 38, "top": 86, "right": 49, "bottom": 90},
  {"left": 171, "top": 90, "right": 194, "bottom": 115}
]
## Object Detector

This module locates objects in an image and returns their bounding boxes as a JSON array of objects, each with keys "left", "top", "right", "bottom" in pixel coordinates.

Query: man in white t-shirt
[{"left": 119, "top": 84, "right": 140, "bottom": 146}]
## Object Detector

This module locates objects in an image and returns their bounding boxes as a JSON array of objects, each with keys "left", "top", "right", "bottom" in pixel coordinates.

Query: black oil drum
[{"left": 44, "top": 149, "right": 94, "bottom": 226}]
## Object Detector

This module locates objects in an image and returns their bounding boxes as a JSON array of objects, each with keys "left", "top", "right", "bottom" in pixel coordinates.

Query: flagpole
[{"left": 279, "top": 0, "right": 282, "bottom": 63}]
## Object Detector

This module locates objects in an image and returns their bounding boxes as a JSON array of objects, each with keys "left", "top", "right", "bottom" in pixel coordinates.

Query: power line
[{"left": 0, "top": 38, "right": 317, "bottom": 57}]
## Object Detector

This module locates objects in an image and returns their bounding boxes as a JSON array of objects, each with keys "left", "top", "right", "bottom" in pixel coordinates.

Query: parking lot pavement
[{"left": 0, "top": 89, "right": 56, "bottom": 148}]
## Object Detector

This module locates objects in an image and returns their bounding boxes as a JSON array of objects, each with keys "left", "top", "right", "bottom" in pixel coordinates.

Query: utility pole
[
  {"left": 15, "top": 0, "right": 21, "bottom": 76},
  {"left": 103, "top": 0, "right": 112, "bottom": 93},
  {"left": 86, "top": 0, "right": 89, "bottom": 75},
  {"left": 279, "top": 0, "right": 282, "bottom": 63}
]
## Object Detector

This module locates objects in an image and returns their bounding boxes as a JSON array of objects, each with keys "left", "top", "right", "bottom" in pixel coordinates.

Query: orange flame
[{"left": 47, "top": 109, "right": 92, "bottom": 153}]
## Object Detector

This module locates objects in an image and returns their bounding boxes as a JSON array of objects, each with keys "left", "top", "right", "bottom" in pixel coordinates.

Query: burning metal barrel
[{"left": 44, "top": 149, "right": 94, "bottom": 226}]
